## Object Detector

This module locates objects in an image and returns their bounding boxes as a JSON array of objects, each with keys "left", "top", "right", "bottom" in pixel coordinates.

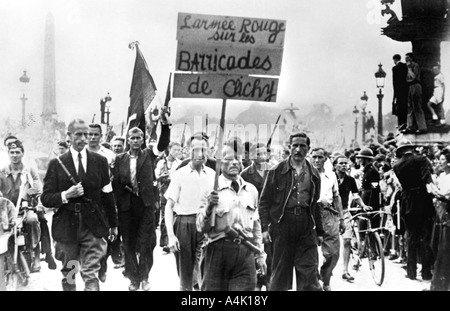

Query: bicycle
[{"left": 348, "top": 207, "right": 391, "bottom": 286}]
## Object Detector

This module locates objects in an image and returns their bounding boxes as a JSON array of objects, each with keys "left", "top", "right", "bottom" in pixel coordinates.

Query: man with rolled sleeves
[
  {"left": 259, "top": 132, "right": 323, "bottom": 291},
  {"left": 197, "top": 139, "right": 266, "bottom": 291},
  {"left": 41, "top": 118, "right": 118, "bottom": 291}
]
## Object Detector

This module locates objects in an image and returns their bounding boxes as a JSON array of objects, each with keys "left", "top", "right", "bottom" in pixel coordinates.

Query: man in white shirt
[
  {"left": 164, "top": 133, "right": 215, "bottom": 291},
  {"left": 311, "top": 147, "right": 344, "bottom": 291}
]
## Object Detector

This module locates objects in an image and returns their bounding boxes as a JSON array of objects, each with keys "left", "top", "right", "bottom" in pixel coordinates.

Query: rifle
[
  {"left": 224, "top": 225, "right": 262, "bottom": 255},
  {"left": 267, "top": 114, "right": 281, "bottom": 152},
  {"left": 213, "top": 125, "right": 219, "bottom": 149},
  {"left": 52, "top": 152, "right": 90, "bottom": 203},
  {"left": 180, "top": 122, "right": 187, "bottom": 149},
  {"left": 92, "top": 113, "right": 96, "bottom": 124}
]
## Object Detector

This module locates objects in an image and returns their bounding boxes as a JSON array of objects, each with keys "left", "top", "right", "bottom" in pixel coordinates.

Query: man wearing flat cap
[{"left": 393, "top": 140, "right": 436, "bottom": 281}]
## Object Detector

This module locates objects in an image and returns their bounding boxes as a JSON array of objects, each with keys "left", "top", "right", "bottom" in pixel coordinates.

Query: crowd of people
[{"left": 1, "top": 108, "right": 450, "bottom": 291}]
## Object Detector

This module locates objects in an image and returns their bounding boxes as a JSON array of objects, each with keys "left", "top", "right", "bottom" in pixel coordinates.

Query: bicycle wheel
[
  {"left": 366, "top": 232, "right": 385, "bottom": 286},
  {"left": 349, "top": 222, "right": 362, "bottom": 272}
]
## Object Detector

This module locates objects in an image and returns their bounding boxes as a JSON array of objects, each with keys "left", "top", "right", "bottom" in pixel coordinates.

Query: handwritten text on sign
[
  {"left": 177, "top": 12, "right": 286, "bottom": 48},
  {"left": 173, "top": 73, "right": 278, "bottom": 102},
  {"left": 176, "top": 43, "right": 283, "bottom": 76}
]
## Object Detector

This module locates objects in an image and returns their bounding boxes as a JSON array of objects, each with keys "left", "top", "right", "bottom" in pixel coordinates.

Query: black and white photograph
[{"left": 0, "top": 0, "right": 449, "bottom": 294}]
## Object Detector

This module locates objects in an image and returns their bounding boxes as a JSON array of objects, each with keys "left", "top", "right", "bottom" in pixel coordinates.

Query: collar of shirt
[
  {"left": 3, "top": 163, "right": 30, "bottom": 177},
  {"left": 188, "top": 162, "right": 207, "bottom": 174},
  {"left": 70, "top": 147, "right": 87, "bottom": 172},
  {"left": 288, "top": 157, "right": 307, "bottom": 172},
  {"left": 217, "top": 175, "right": 244, "bottom": 191},
  {"left": 127, "top": 149, "right": 141, "bottom": 158}
]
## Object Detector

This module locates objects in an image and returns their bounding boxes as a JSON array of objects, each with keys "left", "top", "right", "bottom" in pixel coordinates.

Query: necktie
[
  {"left": 78, "top": 152, "right": 85, "bottom": 181},
  {"left": 231, "top": 180, "right": 239, "bottom": 193}
]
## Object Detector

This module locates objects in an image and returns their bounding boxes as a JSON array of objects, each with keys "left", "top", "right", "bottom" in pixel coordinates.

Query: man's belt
[
  {"left": 284, "top": 205, "right": 309, "bottom": 215},
  {"left": 64, "top": 202, "right": 86, "bottom": 213}
]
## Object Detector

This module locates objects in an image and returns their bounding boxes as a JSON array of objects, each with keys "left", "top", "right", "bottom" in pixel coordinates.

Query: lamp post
[
  {"left": 360, "top": 91, "right": 368, "bottom": 144},
  {"left": 375, "top": 63, "right": 386, "bottom": 142},
  {"left": 19, "top": 70, "right": 30, "bottom": 127},
  {"left": 352, "top": 105, "right": 359, "bottom": 143}
]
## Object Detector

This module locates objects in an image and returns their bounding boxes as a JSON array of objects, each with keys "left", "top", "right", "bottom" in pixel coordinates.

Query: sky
[{"left": 1, "top": 0, "right": 449, "bottom": 130}]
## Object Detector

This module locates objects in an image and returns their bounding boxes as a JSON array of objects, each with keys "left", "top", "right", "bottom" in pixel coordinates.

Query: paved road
[
  {"left": 15, "top": 231, "right": 431, "bottom": 291},
  {"left": 5, "top": 211, "right": 431, "bottom": 291}
]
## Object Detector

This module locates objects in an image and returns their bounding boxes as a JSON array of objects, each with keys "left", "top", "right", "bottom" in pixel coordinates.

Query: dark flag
[
  {"left": 127, "top": 41, "right": 158, "bottom": 143},
  {"left": 149, "top": 72, "right": 172, "bottom": 142}
]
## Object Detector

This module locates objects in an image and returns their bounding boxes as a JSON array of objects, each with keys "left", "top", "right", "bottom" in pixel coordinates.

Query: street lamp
[
  {"left": 360, "top": 91, "right": 368, "bottom": 143},
  {"left": 375, "top": 63, "right": 386, "bottom": 142},
  {"left": 352, "top": 105, "right": 359, "bottom": 143},
  {"left": 19, "top": 70, "right": 30, "bottom": 127}
]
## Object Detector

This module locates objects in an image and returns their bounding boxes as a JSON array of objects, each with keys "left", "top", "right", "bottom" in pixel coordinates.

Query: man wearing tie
[
  {"left": 41, "top": 118, "right": 118, "bottom": 291},
  {"left": 112, "top": 116, "right": 170, "bottom": 291}
]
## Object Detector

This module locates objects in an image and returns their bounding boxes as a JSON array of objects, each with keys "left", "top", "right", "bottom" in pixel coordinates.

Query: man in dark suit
[
  {"left": 392, "top": 54, "right": 409, "bottom": 128},
  {"left": 393, "top": 140, "right": 435, "bottom": 281},
  {"left": 112, "top": 120, "right": 170, "bottom": 291},
  {"left": 41, "top": 119, "right": 118, "bottom": 291}
]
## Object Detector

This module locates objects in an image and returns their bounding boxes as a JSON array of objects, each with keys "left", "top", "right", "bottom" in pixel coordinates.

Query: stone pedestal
[{"left": 398, "top": 125, "right": 450, "bottom": 145}]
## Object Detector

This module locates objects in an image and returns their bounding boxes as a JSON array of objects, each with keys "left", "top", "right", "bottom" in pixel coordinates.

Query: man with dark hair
[
  {"left": 164, "top": 134, "right": 214, "bottom": 290},
  {"left": 57, "top": 141, "right": 69, "bottom": 155},
  {"left": 402, "top": 52, "right": 427, "bottom": 134},
  {"left": 311, "top": 147, "right": 345, "bottom": 291},
  {"left": 176, "top": 132, "right": 217, "bottom": 172},
  {"left": 87, "top": 123, "right": 116, "bottom": 171},
  {"left": 392, "top": 54, "right": 409, "bottom": 128},
  {"left": 333, "top": 155, "right": 371, "bottom": 283},
  {"left": 155, "top": 141, "right": 182, "bottom": 253},
  {"left": 112, "top": 112, "right": 170, "bottom": 291},
  {"left": 241, "top": 142, "right": 270, "bottom": 195},
  {"left": 41, "top": 118, "right": 118, "bottom": 291},
  {"left": 1, "top": 140, "right": 44, "bottom": 272},
  {"left": 87, "top": 123, "right": 118, "bottom": 282},
  {"left": 259, "top": 132, "right": 323, "bottom": 291},
  {"left": 240, "top": 141, "right": 272, "bottom": 290},
  {"left": 111, "top": 137, "right": 125, "bottom": 155}
]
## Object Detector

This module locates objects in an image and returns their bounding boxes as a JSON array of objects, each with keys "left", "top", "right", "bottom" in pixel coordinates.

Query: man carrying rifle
[
  {"left": 41, "top": 119, "right": 118, "bottom": 291},
  {"left": 197, "top": 139, "right": 267, "bottom": 291}
]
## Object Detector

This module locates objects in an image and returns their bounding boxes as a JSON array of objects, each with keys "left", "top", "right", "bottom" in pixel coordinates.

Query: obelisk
[{"left": 42, "top": 12, "right": 57, "bottom": 124}]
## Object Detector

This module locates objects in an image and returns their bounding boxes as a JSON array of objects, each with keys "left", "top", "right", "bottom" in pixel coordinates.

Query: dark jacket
[
  {"left": 240, "top": 162, "right": 268, "bottom": 197},
  {"left": 360, "top": 162, "right": 381, "bottom": 210},
  {"left": 392, "top": 62, "right": 409, "bottom": 115},
  {"left": 112, "top": 124, "right": 170, "bottom": 211},
  {"left": 259, "top": 157, "right": 323, "bottom": 236},
  {"left": 393, "top": 153, "right": 434, "bottom": 225},
  {"left": 41, "top": 150, "right": 117, "bottom": 242}
]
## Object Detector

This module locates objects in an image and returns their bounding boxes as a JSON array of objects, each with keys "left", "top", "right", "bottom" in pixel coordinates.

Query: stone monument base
[{"left": 398, "top": 124, "right": 450, "bottom": 146}]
